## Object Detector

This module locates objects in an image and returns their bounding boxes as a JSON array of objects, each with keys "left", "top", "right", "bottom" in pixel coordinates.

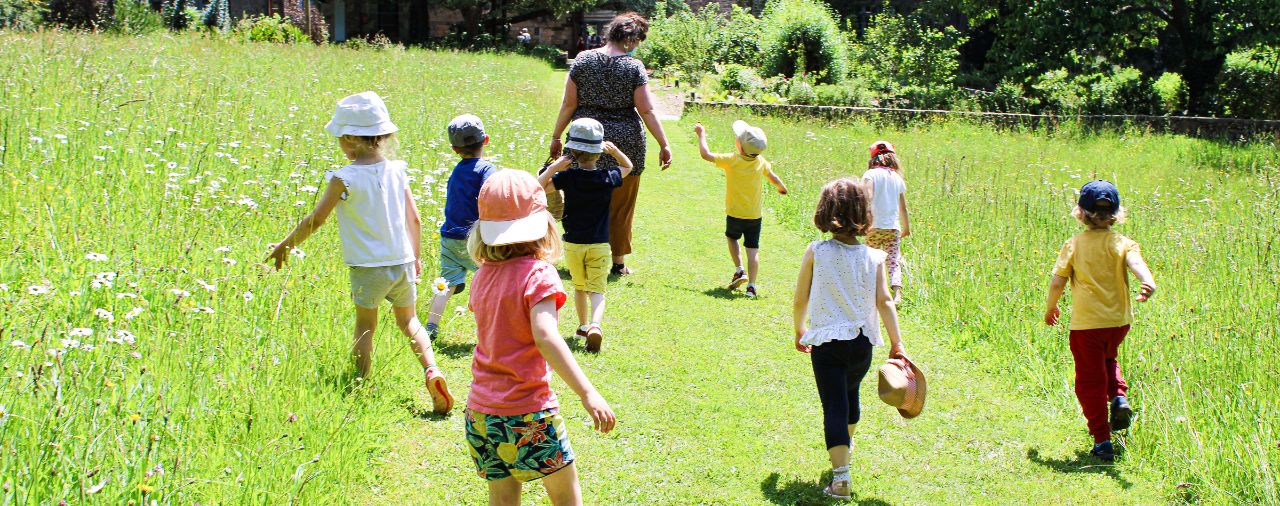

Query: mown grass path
[{"left": 360, "top": 116, "right": 1165, "bottom": 505}]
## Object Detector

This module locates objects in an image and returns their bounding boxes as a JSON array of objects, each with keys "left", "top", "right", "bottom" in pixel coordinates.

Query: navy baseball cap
[
  {"left": 447, "top": 114, "right": 486, "bottom": 147},
  {"left": 1078, "top": 180, "right": 1120, "bottom": 212}
]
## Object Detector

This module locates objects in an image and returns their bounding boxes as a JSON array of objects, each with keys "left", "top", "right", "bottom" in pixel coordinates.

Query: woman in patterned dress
[{"left": 549, "top": 12, "right": 672, "bottom": 276}]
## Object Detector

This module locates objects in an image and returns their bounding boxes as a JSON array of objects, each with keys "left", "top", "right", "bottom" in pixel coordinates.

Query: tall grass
[
  {"left": 0, "top": 32, "right": 561, "bottom": 502},
  {"left": 692, "top": 110, "right": 1280, "bottom": 503}
]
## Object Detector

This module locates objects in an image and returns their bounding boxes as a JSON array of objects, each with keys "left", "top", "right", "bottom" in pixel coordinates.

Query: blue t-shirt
[
  {"left": 552, "top": 167, "right": 623, "bottom": 244},
  {"left": 440, "top": 158, "right": 496, "bottom": 240}
]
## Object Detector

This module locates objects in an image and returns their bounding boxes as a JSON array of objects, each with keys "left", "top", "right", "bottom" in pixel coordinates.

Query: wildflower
[
  {"left": 10, "top": 340, "right": 29, "bottom": 349},
  {"left": 30, "top": 136, "right": 43, "bottom": 144},
  {"left": 111, "top": 330, "right": 136, "bottom": 345},
  {"left": 48, "top": 348, "right": 65, "bottom": 358},
  {"left": 60, "top": 338, "right": 81, "bottom": 349},
  {"left": 299, "top": 185, "right": 318, "bottom": 193},
  {"left": 130, "top": 351, "right": 142, "bottom": 359},
  {"left": 125, "top": 307, "right": 144, "bottom": 319},
  {"left": 431, "top": 277, "right": 449, "bottom": 296},
  {"left": 222, "top": 257, "right": 237, "bottom": 266},
  {"left": 95, "top": 308, "right": 114, "bottom": 322},
  {"left": 69, "top": 291, "right": 82, "bottom": 297},
  {"left": 68, "top": 328, "right": 93, "bottom": 337},
  {"left": 455, "top": 306, "right": 467, "bottom": 315},
  {"left": 85, "top": 252, "right": 108, "bottom": 262},
  {"left": 135, "top": 483, "right": 154, "bottom": 495},
  {"left": 286, "top": 413, "right": 297, "bottom": 423},
  {"left": 214, "top": 246, "right": 231, "bottom": 253},
  {"left": 167, "top": 161, "right": 178, "bottom": 169},
  {"left": 290, "top": 248, "right": 305, "bottom": 259},
  {"left": 27, "top": 285, "right": 51, "bottom": 296},
  {"left": 193, "top": 306, "right": 215, "bottom": 314},
  {"left": 147, "top": 463, "right": 164, "bottom": 477},
  {"left": 90, "top": 278, "right": 112, "bottom": 290},
  {"left": 169, "top": 288, "right": 191, "bottom": 298},
  {"left": 196, "top": 279, "right": 216, "bottom": 292},
  {"left": 116, "top": 293, "right": 137, "bottom": 299},
  {"left": 0, "top": 283, "right": 7, "bottom": 291},
  {"left": 242, "top": 291, "right": 254, "bottom": 302},
  {"left": 229, "top": 141, "right": 241, "bottom": 148}
]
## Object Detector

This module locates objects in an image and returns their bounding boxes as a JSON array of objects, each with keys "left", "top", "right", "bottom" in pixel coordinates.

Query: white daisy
[
  {"left": 430, "top": 277, "right": 450, "bottom": 296},
  {"left": 85, "top": 252, "right": 109, "bottom": 262},
  {"left": 27, "top": 285, "right": 51, "bottom": 296},
  {"left": 242, "top": 291, "right": 254, "bottom": 302},
  {"left": 10, "top": 340, "right": 29, "bottom": 349},
  {"left": 68, "top": 328, "right": 93, "bottom": 337},
  {"left": 125, "top": 307, "right": 144, "bottom": 319},
  {"left": 94, "top": 308, "right": 114, "bottom": 322}
]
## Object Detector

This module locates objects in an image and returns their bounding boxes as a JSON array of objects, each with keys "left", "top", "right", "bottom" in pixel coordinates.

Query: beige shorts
[{"left": 350, "top": 262, "right": 417, "bottom": 308}]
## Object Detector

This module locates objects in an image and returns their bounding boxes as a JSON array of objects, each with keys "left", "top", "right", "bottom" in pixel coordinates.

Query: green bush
[
  {"left": 162, "top": 0, "right": 191, "bottom": 31},
  {"left": 852, "top": 11, "right": 965, "bottom": 93},
  {"left": 896, "top": 85, "right": 960, "bottom": 110},
  {"left": 234, "top": 15, "right": 308, "bottom": 44},
  {"left": 708, "top": 5, "right": 763, "bottom": 67},
  {"left": 1032, "top": 68, "right": 1087, "bottom": 113},
  {"left": 1085, "top": 67, "right": 1155, "bottom": 115},
  {"left": 634, "top": 2, "right": 721, "bottom": 81},
  {"left": 977, "top": 78, "right": 1037, "bottom": 113},
  {"left": 0, "top": 0, "right": 44, "bottom": 30},
  {"left": 525, "top": 44, "right": 564, "bottom": 66},
  {"left": 813, "top": 79, "right": 874, "bottom": 107},
  {"left": 717, "top": 64, "right": 763, "bottom": 92},
  {"left": 759, "top": 0, "right": 848, "bottom": 84},
  {"left": 786, "top": 79, "right": 816, "bottom": 104},
  {"left": 1152, "top": 72, "right": 1188, "bottom": 115},
  {"left": 201, "top": 0, "right": 230, "bottom": 32},
  {"left": 43, "top": 0, "right": 109, "bottom": 28},
  {"left": 1214, "top": 49, "right": 1280, "bottom": 119},
  {"left": 107, "top": 0, "right": 161, "bottom": 35}
]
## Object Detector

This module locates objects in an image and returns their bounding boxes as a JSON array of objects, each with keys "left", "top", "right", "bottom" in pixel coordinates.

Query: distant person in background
[
  {"left": 1045, "top": 180, "right": 1157, "bottom": 462},
  {"left": 861, "top": 141, "right": 910, "bottom": 303},
  {"left": 265, "top": 92, "right": 454, "bottom": 415},
  {"left": 588, "top": 30, "right": 603, "bottom": 49},
  {"left": 517, "top": 27, "right": 532, "bottom": 45},
  {"left": 549, "top": 12, "right": 672, "bottom": 277},
  {"left": 575, "top": 35, "right": 586, "bottom": 56}
]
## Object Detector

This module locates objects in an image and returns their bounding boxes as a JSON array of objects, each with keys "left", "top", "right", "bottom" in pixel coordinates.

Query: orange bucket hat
[{"left": 877, "top": 356, "right": 927, "bottom": 419}]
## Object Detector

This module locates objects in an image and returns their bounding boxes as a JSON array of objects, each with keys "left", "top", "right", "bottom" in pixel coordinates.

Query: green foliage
[
  {"left": 1031, "top": 68, "right": 1087, "bottom": 113},
  {"left": 161, "top": 0, "right": 189, "bottom": 31},
  {"left": 976, "top": 78, "right": 1038, "bottom": 113},
  {"left": 107, "top": 0, "right": 161, "bottom": 36},
  {"left": 633, "top": 2, "right": 722, "bottom": 81},
  {"left": 0, "top": 0, "right": 44, "bottom": 30},
  {"left": 1215, "top": 48, "right": 1280, "bottom": 119},
  {"left": 707, "top": 5, "right": 764, "bottom": 66},
  {"left": 201, "top": 0, "right": 229, "bottom": 32},
  {"left": 852, "top": 10, "right": 965, "bottom": 93},
  {"left": 717, "top": 64, "right": 763, "bottom": 92},
  {"left": 1084, "top": 67, "right": 1154, "bottom": 115},
  {"left": 785, "top": 79, "right": 816, "bottom": 104},
  {"left": 1152, "top": 72, "right": 1188, "bottom": 115},
  {"left": 813, "top": 79, "right": 875, "bottom": 107},
  {"left": 43, "top": 0, "right": 109, "bottom": 28},
  {"left": 759, "top": 0, "right": 848, "bottom": 84},
  {"left": 234, "top": 14, "right": 308, "bottom": 45}
]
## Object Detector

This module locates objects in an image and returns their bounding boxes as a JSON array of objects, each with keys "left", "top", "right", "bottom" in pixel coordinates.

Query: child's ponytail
[{"left": 869, "top": 152, "right": 900, "bottom": 172}]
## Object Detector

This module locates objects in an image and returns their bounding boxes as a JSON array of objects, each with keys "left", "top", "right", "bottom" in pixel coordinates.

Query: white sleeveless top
[
  {"left": 800, "top": 239, "right": 887, "bottom": 347},
  {"left": 323, "top": 160, "right": 416, "bottom": 267}
]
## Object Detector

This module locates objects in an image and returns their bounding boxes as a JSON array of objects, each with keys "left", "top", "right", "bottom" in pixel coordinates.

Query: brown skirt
[{"left": 608, "top": 175, "right": 641, "bottom": 257}]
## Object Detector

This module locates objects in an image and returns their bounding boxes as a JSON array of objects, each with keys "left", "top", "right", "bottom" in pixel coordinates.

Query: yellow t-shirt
[
  {"left": 711, "top": 152, "right": 770, "bottom": 220},
  {"left": 1053, "top": 229, "right": 1141, "bottom": 330}
]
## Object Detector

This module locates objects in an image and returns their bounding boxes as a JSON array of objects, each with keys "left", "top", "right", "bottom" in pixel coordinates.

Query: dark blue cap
[{"left": 1078, "top": 180, "right": 1120, "bottom": 212}]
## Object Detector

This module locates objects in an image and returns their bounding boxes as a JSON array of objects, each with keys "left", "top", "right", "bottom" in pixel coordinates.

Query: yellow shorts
[{"left": 563, "top": 242, "right": 610, "bottom": 293}]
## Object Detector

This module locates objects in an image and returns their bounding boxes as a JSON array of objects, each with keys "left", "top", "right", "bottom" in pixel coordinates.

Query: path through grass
[{"left": 364, "top": 116, "right": 1165, "bottom": 504}]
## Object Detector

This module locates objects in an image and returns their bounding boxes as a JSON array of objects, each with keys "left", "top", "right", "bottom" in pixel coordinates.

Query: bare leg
[
  {"left": 746, "top": 247, "right": 760, "bottom": 285},
  {"left": 827, "top": 424, "right": 856, "bottom": 469},
  {"left": 353, "top": 305, "right": 378, "bottom": 377},
  {"left": 589, "top": 292, "right": 606, "bottom": 325},
  {"left": 426, "top": 290, "right": 451, "bottom": 327},
  {"left": 726, "top": 237, "right": 742, "bottom": 271},
  {"left": 542, "top": 462, "right": 583, "bottom": 506},
  {"left": 575, "top": 289, "right": 589, "bottom": 327},
  {"left": 393, "top": 305, "right": 437, "bottom": 369},
  {"left": 612, "top": 254, "right": 625, "bottom": 266},
  {"left": 487, "top": 477, "right": 521, "bottom": 506}
]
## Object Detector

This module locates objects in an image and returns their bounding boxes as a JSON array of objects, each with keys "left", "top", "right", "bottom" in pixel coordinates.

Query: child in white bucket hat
[
  {"left": 695, "top": 119, "right": 789, "bottom": 298},
  {"left": 537, "top": 118, "right": 634, "bottom": 352},
  {"left": 267, "top": 91, "right": 455, "bottom": 414},
  {"left": 463, "top": 169, "right": 616, "bottom": 502}
]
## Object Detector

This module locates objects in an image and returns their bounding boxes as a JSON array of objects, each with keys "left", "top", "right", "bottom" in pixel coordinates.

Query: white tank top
[
  {"left": 324, "top": 160, "right": 416, "bottom": 267},
  {"left": 800, "top": 239, "right": 887, "bottom": 347}
]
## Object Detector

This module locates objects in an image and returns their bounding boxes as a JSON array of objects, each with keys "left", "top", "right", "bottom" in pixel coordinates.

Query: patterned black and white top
[{"left": 569, "top": 50, "right": 648, "bottom": 176}]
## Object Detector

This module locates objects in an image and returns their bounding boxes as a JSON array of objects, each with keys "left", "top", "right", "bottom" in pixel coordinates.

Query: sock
[
  {"left": 747, "top": 283, "right": 757, "bottom": 289},
  {"left": 425, "top": 364, "right": 439, "bottom": 375},
  {"left": 579, "top": 324, "right": 591, "bottom": 332},
  {"left": 735, "top": 266, "right": 745, "bottom": 274},
  {"left": 425, "top": 322, "right": 438, "bottom": 332}
]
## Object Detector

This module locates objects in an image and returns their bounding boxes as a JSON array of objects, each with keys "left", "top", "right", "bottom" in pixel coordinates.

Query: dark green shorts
[{"left": 464, "top": 408, "right": 574, "bottom": 482}]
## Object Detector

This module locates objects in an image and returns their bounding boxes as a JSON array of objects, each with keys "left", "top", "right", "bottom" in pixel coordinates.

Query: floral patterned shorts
[
  {"left": 465, "top": 408, "right": 574, "bottom": 482},
  {"left": 866, "top": 228, "right": 903, "bottom": 288}
]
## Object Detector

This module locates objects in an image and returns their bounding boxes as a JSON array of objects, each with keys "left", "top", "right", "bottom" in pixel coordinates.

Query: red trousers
[{"left": 1069, "top": 325, "right": 1130, "bottom": 443}]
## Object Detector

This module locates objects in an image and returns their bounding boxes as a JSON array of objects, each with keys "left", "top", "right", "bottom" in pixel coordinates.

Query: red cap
[{"left": 868, "top": 140, "right": 896, "bottom": 157}]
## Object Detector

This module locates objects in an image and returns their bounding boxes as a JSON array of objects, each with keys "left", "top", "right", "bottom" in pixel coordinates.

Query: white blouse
[
  {"left": 323, "top": 160, "right": 416, "bottom": 267},
  {"left": 800, "top": 239, "right": 887, "bottom": 347}
]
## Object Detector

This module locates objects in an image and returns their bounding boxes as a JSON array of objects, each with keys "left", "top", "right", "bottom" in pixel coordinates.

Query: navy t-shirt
[
  {"left": 552, "top": 167, "right": 624, "bottom": 244},
  {"left": 440, "top": 158, "right": 496, "bottom": 240}
]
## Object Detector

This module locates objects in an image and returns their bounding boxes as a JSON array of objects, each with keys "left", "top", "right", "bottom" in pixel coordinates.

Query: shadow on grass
[
  {"left": 434, "top": 338, "right": 477, "bottom": 359},
  {"left": 760, "top": 472, "right": 891, "bottom": 506},
  {"left": 398, "top": 395, "right": 453, "bottom": 421},
  {"left": 321, "top": 368, "right": 364, "bottom": 396},
  {"left": 1026, "top": 448, "right": 1133, "bottom": 489},
  {"left": 702, "top": 287, "right": 740, "bottom": 300}
]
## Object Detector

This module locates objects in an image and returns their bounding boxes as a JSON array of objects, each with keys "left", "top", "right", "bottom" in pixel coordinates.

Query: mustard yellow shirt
[
  {"left": 711, "top": 152, "right": 770, "bottom": 220},
  {"left": 1053, "top": 229, "right": 1141, "bottom": 330}
]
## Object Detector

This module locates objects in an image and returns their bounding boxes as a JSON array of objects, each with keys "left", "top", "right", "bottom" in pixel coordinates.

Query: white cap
[
  {"left": 564, "top": 118, "right": 605, "bottom": 154},
  {"left": 325, "top": 91, "right": 398, "bottom": 137},
  {"left": 732, "top": 120, "right": 767, "bottom": 156}
]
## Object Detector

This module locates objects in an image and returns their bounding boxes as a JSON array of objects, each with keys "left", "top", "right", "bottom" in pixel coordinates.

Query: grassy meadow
[
  {"left": 1, "top": 31, "right": 1278, "bottom": 504},
  {"left": 703, "top": 109, "right": 1280, "bottom": 503}
]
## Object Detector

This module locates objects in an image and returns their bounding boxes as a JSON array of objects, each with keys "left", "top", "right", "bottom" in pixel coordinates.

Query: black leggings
[{"left": 811, "top": 335, "right": 874, "bottom": 449}]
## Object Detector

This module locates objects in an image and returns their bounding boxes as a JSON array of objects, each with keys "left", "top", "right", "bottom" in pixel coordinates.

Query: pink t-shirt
[{"left": 467, "top": 256, "right": 567, "bottom": 416}]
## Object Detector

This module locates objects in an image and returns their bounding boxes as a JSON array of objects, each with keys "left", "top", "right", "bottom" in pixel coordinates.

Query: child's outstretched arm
[
  {"left": 875, "top": 263, "right": 907, "bottom": 358},
  {"left": 531, "top": 297, "right": 617, "bottom": 433},
  {"left": 1126, "top": 249, "right": 1157, "bottom": 301},
  {"left": 792, "top": 244, "right": 816, "bottom": 353},
  {"left": 766, "top": 168, "right": 789, "bottom": 195},
  {"left": 693, "top": 123, "right": 716, "bottom": 162},
  {"left": 1044, "top": 275, "right": 1068, "bottom": 325},
  {"left": 265, "top": 178, "right": 344, "bottom": 270},
  {"left": 405, "top": 188, "right": 424, "bottom": 276},
  {"left": 603, "top": 141, "right": 635, "bottom": 178},
  {"left": 899, "top": 194, "right": 911, "bottom": 238}
]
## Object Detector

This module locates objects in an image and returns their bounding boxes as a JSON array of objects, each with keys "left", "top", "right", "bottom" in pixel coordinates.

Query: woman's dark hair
[
  {"left": 813, "top": 178, "right": 873, "bottom": 237},
  {"left": 605, "top": 12, "right": 649, "bottom": 46}
]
